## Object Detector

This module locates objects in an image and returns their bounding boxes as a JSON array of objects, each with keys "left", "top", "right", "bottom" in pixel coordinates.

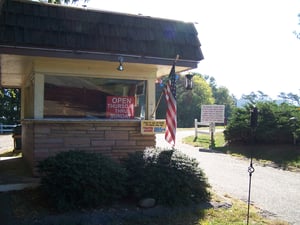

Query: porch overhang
[{"left": 0, "top": 46, "right": 198, "bottom": 88}]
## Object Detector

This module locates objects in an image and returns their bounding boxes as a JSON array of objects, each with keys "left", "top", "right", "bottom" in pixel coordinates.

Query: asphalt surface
[
  {"left": 156, "top": 130, "right": 300, "bottom": 225},
  {"left": 0, "top": 134, "right": 14, "bottom": 154}
]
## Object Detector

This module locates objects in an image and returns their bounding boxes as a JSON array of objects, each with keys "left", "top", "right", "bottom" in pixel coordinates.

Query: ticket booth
[{"left": 0, "top": 0, "right": 204, "bottom": 173}]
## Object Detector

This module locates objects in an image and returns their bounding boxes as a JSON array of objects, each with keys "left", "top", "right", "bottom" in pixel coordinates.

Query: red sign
[{"left": 106, "top": 96, "right": 135, "bottom": 119}]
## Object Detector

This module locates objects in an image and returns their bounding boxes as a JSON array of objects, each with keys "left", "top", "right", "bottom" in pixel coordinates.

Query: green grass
[
  {"left": 198, "top": 197, "right": 289, "bottom": 225},
  {"left": 182, "top": 131, "right": 300, "bottom": 171},
  {"left": 120, "top": 197, "right": 288, "bottom": 225},
  {"left": 183, "top": 131, "right": 226, "bottom": 149}
]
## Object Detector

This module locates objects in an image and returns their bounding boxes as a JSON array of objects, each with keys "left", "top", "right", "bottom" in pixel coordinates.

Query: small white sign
[{"left": 201, "top": 105, "right": 225, "bottom": 123}]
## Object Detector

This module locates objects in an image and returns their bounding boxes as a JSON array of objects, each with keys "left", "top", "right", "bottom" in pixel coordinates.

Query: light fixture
[
  {"left": 117, "top": 56, "right": 124, "bottom": 71},
  {"left": 185, "top": 74, "right": 194, "bottom": 90}
]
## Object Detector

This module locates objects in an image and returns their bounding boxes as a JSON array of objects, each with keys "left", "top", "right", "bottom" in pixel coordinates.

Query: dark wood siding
[{"left": 0, "top": 0, "right": 203, "bottom": 62}]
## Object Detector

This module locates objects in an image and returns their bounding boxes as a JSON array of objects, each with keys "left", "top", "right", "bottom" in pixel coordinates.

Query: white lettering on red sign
[{"left": 106, "top": 96, "right": 135, "bottom": 119}]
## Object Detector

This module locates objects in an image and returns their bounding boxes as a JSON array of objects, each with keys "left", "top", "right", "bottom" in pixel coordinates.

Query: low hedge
[
  {"left": 122, "top": 147, "right": 211, "bottom": 206},
  {"left": 38, "top": 151, "right": 127, "bottom": 211},
  {"left": 38, "top": 148, "right": 211, "bottom": 211}
]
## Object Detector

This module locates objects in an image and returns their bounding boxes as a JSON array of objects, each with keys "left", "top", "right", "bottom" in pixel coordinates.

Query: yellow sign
[{"left": 141, "top": 120, "right": 166, "bottom": 134}]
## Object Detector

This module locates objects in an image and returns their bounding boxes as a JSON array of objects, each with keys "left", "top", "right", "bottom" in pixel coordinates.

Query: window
[{"left": 44, "top": 75, "right": 146, "bottom": 119}]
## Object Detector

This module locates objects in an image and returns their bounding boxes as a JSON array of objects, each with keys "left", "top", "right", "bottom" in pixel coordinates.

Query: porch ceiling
[{"left": 0, "top": 53, "right": 191, "bottom": 88}]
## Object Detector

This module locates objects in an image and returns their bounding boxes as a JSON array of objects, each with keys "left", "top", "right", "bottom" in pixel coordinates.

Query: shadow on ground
[
  {"left": 0, "top": 187, "right": 211, "bottom": 225},
  {"left": 215, "top": 144, "right": 300, "bottom": 171},
  {"left": 0, "top": 156, "right": 34, "bottom": 184}
]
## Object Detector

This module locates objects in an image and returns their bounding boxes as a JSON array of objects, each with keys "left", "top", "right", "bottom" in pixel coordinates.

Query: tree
[
  {"left": 242, "top": 91, "right": 271, "bottom": 104},
  {"left": 213, "top": 86, "right": 236, "bottom": 121},
  {"left": 294, "top": 13, "right": 300, "bottom": 39},
  {"left": 0, "top": 88, "right": 21, "bottom": 124},
  {"left": 224, "top": 101, "right": 300, "bottom": 144},
  {"left": 39, "top": 0, "right": 88, "bottom": 5},
  {"left": 155, "top": 73, "right": 214, "bottom": 127},
  {"left": 176, "top": 74, "right": 214, "bottom": 127},
  {"left": 278, "top": 92, "right": 300, "bottom": 106},
  {"left": 206, "top": 75, "right": 236, "bottom": 121}
]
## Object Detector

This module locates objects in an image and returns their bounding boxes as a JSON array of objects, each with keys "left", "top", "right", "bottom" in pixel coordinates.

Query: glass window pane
[{"left": 44, "top": 75, "right": 146, "bottom": 119}]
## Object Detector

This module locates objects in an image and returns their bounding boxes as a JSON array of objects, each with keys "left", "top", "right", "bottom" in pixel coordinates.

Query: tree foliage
[
  {"left": 210, "top": 83, "right": 236, "bottom": 121},
  {"left": 294, "top": 13, "right": 300, "bottom": 39},
  {"left": 278, "top": 92, "right": 300, "bottom": 106},
  {"left": 39, "top": 0, "right": 88, "bottom": 5},
  {"left": 156, "top": 73, "right": 214, "bottom": 127},
  {"left": 241, "top": 91, "right": 272, "bottom": 104},
  {"left": 177, "top": 74, "right": 214, "bottom": 127},
  {"left": 0, "top": 88, "right": 21, "bottom": 124},
  {"left": 224, "top": 101, "right": 300, "bottom": 144},
  {"left": 155, "top": 73, "right": 236, "bottom": 127},
  {"left": 204, "top": 75, "right": 236, "bottom": 122}
]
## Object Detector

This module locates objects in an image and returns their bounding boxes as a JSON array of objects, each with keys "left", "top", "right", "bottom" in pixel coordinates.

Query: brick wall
[{"left": 22, "top": 119, "right": 156, "bottom": 174}]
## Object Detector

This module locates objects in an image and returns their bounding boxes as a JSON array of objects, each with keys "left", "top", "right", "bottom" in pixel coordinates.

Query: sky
[{"left": 85, "top": 0, "right": 300, "bottom": 99}]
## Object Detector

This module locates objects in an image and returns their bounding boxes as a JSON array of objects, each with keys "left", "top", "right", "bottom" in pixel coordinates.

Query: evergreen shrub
[
  {"left": 38, "top": 151, "right": 127, "bottom": 211},
  {"left": 224, "top": 102, "right": 300, "bottom": 144},
  {"left": 122, "top": 147, "right": 211, "bottom": 206}
]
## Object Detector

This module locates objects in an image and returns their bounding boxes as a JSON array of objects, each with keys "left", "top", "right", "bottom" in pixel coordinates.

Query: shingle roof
[{"left": 0, "top": 0, "right": 203, "bottom": 66}]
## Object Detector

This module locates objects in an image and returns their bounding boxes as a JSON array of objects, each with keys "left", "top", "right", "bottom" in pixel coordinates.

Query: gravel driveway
[{"left": 156, "top": 130, "right": 300, "bottom": 225}]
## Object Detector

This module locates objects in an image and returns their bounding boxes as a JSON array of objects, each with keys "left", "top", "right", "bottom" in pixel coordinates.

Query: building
[{"left": 0, "top": 0, "right": 204, "bottom": 173}]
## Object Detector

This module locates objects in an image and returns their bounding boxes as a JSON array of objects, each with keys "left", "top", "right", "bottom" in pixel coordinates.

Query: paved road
[
  {"left": 156, "top": 130, "right": 300, "bottom": 225},
  {"left": 0, "top": 134, "right": 14, "bottom": 154}
]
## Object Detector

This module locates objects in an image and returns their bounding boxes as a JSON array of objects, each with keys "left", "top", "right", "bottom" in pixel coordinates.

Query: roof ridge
[{"left": 10, "top": 0, "right": 195, "bottom": 24}]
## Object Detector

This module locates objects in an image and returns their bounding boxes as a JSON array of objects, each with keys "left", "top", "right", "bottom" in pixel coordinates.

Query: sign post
[
  {"left": 200, "top": 105, "right": 225, "bottom": 149},
  {"left": 209, "top": 122, "right": 215, "bottom": 149}
]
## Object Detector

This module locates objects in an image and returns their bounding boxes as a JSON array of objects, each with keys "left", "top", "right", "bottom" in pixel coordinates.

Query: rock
[
  {"left": 138, "top": 198, "right": 156, "bottom": 208},
  {"left": 211, "top": 201, "right": 232, "bottom": 209}
]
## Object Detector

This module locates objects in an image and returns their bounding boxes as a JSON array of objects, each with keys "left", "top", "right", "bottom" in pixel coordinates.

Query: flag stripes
[{"left": 165, "top": 63, "right": 177, "bottom": 146}]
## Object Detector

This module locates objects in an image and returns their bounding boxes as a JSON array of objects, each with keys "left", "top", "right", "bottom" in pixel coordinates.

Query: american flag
[{"left": 165, "top": 63, "right": 177, "bottom": 146}]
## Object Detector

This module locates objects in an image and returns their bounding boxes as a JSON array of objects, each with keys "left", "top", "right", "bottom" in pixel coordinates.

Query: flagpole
[
  {"left": 150, "top": 55, "right": 180, "bottom": 119},
  {"left": 151, "top": 91, "right": 164, "bottom": 119}
]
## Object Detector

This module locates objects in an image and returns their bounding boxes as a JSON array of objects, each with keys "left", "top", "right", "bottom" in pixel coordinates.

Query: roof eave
[{"left": 0, "top": 45, "right": 201, "bottom": 68}]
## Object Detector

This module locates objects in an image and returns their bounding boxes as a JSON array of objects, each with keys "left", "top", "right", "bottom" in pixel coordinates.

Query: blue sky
[{"left": 86, "top": 0, "right": 300, "bottom": 99}]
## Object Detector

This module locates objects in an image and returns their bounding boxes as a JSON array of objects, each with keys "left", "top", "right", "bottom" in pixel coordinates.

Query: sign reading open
[{"left": 106, "top": 96, "right": 135, "bottom": 119}]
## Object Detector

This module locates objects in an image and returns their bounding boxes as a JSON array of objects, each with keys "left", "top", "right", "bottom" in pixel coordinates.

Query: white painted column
[
  {"left": 147, "top": 77, "right": 156, "bottom": 120},
  {"left": 33, "top": 73, "right": 44, "bottom": 119}
]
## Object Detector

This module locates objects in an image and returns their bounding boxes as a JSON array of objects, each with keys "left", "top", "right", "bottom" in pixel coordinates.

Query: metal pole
[
  {"left": 246, "top": 150, "right": 255, "bottom": 225},
  {"left": 195, "top": 119, "right": 198, "bottom": 139},
  {"left": 247, "top": 106, "right": 257, "bottom": 225}
]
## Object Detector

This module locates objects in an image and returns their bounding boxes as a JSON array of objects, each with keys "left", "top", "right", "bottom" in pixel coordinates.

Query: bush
[
  {"left": 38, "top": 151, "right": 127, "bottom": 211},
  {"left": 122, "top": 147, "right": 211, "bottom": 206},
  {"left": 225, "top": 102, "right": 300, "bottom": 144}
]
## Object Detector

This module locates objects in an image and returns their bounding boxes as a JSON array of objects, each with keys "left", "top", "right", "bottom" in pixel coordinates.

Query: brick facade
[{"left": 22, "top": 119, "right": 156, "bottom": 174}]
